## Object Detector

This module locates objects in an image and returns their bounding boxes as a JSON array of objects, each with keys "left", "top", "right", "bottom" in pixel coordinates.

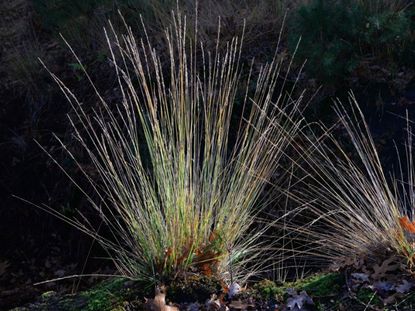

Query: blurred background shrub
[{"left": 289, "top": 0, "right": 414, "bottom": 85}]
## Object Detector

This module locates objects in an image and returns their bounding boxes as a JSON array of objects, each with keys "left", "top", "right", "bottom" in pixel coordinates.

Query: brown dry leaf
[
  {"left": 176, "top": 240, "right": 193, "bottom": 266},
  {"left": 195, "top": 248, "right": 220, "bottom": 276},
  {"left": 209, "top": 230, "right": 218, "bottom": 242},
  {"left": 144, "top": 286, "right": 179, "bottom": 311},
  {"left": 333, "top": 255, "right": 365, "bottom": 271},
  {"left": 371, "top": 257, "right": 400, "bottom": 280},
  {"left": 200, "top": 262, "right": 213, "bottom": 277},
  {"left": 399, "top": 216, "right": 415, "bottom": 233},
  {"left": 396, "top": 280, "right": 414, "bottom": 293}
]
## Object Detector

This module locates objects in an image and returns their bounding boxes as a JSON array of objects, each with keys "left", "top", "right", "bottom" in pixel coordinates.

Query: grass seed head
[
  {"left": 287, "top": 94, "right": 415, "bottom": 273},
  {"left": 40, "top": 9, "right": 304, "bottom": 285}
]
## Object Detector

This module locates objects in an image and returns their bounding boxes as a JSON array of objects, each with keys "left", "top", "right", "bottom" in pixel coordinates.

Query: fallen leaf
[
  {"left": 286, "top": 289, "right": 314, "bottom": 310},
  {"left": 372, "top": 281, "right": 395, "bottom": 295},
  {"left": 396, "top": 280, "right": 413, "bottom": 293},
  {"left": 382, "top": 293, "right": 399, "bottom": 305},
  {"left": 351, "top": 273, "right": 369, "bottom": 283},
  {"left": 144, "top": 285, "right": 179, "bottom": 311},
  {"left": 399, "top": 216, "right": 415, "bottom": 233},
  {"left": 371, "top": 257, "right": 400, "bottom": 280}
]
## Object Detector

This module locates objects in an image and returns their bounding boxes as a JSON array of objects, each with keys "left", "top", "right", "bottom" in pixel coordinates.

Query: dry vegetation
[
  {"left": 285, "top": 95, "right": 415, "bottom": 274},
  {"left": 29, "top": 11, "right": 306, "bottom": 286}
]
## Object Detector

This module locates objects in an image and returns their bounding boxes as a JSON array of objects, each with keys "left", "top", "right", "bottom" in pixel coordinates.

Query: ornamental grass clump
[
  {"left": 36, "top": 12, "right": 304, "bottom": 284},
  {"left": 288, "top": 95, "right": 415, "bottom": 274}
]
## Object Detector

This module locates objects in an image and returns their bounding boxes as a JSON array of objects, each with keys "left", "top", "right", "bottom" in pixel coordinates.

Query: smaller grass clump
[{"left": 287, "top": 94, "right": 415, "bottom": 279}]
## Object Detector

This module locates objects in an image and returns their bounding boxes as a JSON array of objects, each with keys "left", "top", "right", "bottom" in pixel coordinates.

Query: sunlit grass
[
  {"left": 286, "top": 94, "right": 415, "bottom": 271},
  {"left": 30, "top": 11, "right": 305, "bottom": 285}
]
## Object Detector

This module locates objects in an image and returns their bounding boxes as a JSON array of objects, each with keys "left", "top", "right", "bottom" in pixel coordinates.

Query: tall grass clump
[
  {"left": 287, "top": 95, "right": 415, "bottom": 272},
  {"left": 34, "top": 11, "right": 305, "bottom": 285}
]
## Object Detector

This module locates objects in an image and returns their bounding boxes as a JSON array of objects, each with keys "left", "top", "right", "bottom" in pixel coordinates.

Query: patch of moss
[
  {"left": 79, "top": 278, "right": 128, "bottom": 311},
  {"left": 40, "top": 290, "right": 57, "bottom": 301},
  {"left": 291, "top": 273, "right": 344, "bottom": 297},
  {"left": 247, "top": 273, "right": 345, "bottom": 309},
  {"left": 283, "top": 273, "right": 344, "bottom": 298},
  {"left": 253, "top": 279, "right": 280, "bottom": 299}
]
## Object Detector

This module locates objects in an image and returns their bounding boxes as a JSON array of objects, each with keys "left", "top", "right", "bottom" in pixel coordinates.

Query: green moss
[
  {"left": 298, "top": 273, "right": 344, "bottom": 297},
  {"left": 17, "top": 278, "right": 146, "bottom": 311},
  {"left": 284, "top": 273, "right": 344, "bottom": 298},
  {"left": 253, "top": 279, "right": 280, "bottom": 299},
  {"left": 246, "top": 273, "right": 345, "bottom": 309},
  {"left": 79, "top": 278, "right": 128, "bottom": 311},
  {"left": 40, "top": 291, "right": 57, "bottom": 301}
]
